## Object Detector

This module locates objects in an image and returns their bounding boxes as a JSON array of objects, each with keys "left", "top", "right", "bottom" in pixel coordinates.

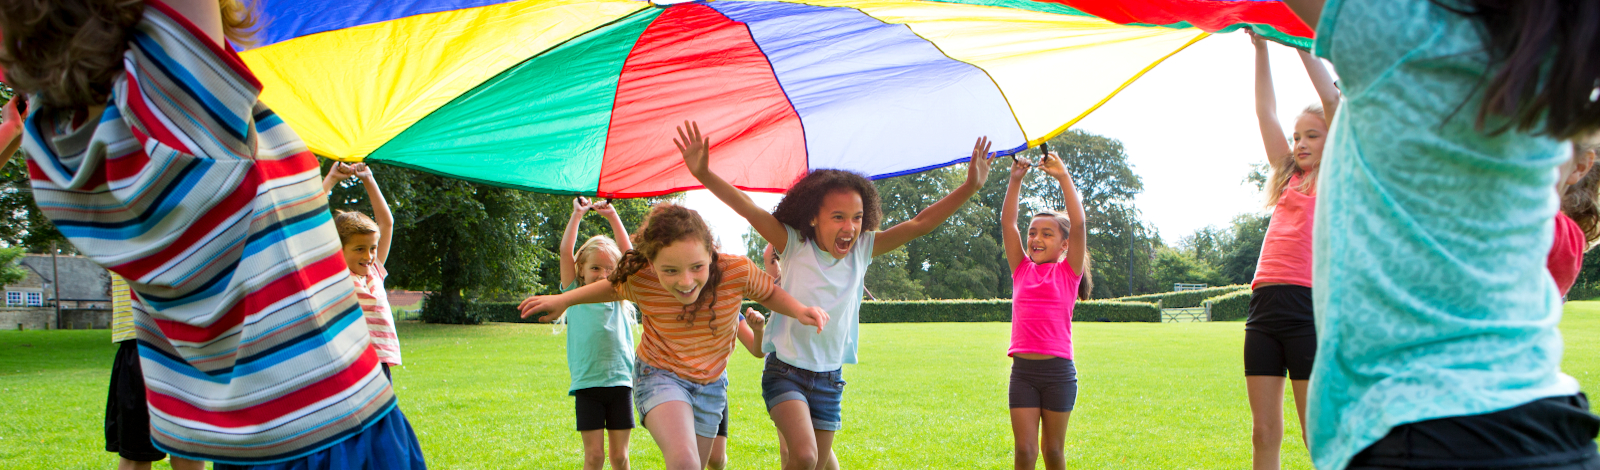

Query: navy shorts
[
  {"left": 1008, "top": 356, "right": 1079, "bottom": 413},
  {"left": 761, "top": 356, "right": 845, "bottom": 431}
]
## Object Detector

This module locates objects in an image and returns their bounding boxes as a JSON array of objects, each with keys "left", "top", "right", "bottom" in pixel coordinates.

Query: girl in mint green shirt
[{"left": 1278, "top": 0, "right": 1600, "bottom": 468}]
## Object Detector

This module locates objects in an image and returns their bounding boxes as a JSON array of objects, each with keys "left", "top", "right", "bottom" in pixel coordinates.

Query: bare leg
[
  {"left": 1247, "top": 375, "right": 1288, "bottom": 470},
  {"left": 707, "top": 436, "right": 727, "bottom": 470},
  {"left": 770, "top": 400, "right": 819, "bottom": 470},
  {"left": 813, "top": 430, "right": 838, "bottom": 470},
  {"left": 116, "top": 459, "right": 152, "bottom": 470},
  {"left": 1010, "top": 407, "right": 1041, "bottom": 470},
  {"left": 645, "top": 401, "right": 708, "bottom": 470},
  {"left": 608, "top": 429, "right": 631, "bottom": 470},
  {"left": 168, "top": 457, "right": 205, "bottom": 470},
  {"left": 580, "top": 429, "right": 607, "bottom": 470},
  {"left": 1290, "top": 379, "right": 1310, "bottom": 450},
  {"left": 1039, "top": 410, "right": 1072, "bottom": 470}
]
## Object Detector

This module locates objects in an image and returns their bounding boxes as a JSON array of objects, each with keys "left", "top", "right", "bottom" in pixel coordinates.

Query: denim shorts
[
  {"left": 634, "top": 362, "right": 728, "bottom": 438},
  {"left": 761, "top": 355, "right": 845, "bottom": 431}
]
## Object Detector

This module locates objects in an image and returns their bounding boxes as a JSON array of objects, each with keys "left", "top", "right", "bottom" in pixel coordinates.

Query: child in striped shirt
[
  {"left": 325, "top": 162, "right": 403, "bottom": 377},
  {"left": 519, "top": 203, "right": 828, "bottom": 470}
]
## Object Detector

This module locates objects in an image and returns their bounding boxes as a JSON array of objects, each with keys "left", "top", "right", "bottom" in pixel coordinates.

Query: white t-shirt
[{"left": 763, "top": 224, "right": 874, "bottom": 372}]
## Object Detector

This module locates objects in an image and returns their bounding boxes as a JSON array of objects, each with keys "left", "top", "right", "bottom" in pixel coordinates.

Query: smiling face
[
  {"left": 579, "top": 249, "right": 619, "bottom": 286},
  {"left": 1026, "top": 216, "right": 1068, "bottom": 264},
  {"left": 648, "top": 238, "right": 713, "bottom": 305},
  {"left": 341, "top": 232, "right": 380, "bottom": 277},
  {"left": 811, "top": 189, "right": 864, "bottom": 259},
  {"left": 1292, "top": 113, "right": 1328, "bottom": 173}
]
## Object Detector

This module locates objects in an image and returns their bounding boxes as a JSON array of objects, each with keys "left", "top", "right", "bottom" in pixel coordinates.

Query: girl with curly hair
[
  {"left": 518, "top": 203, "right": 828, "bottom": 470},
  {"left": 676, "top": 120, "right": 994, "bottom": 470}
]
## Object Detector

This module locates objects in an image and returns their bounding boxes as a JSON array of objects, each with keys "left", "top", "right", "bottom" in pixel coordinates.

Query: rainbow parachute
[{"left": 241, "top": 0, "right": 1311, "bottom": 197}]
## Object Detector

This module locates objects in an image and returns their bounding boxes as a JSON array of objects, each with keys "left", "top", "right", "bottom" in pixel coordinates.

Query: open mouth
[{"left": 833, "top": 236, "right": 854, "bottom": 253}]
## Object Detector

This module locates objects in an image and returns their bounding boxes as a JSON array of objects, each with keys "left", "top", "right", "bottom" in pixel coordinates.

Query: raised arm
[
  {"left": 591, "top": 200, "right": 632, "bottom": 253},
  {"left": 163, "top": 0, "right": 225, "bottom": 47},
  {"left": 875, "top": 136, "right": 994, "bottom": 256},
  {"left": 322, "top": 162, "right": 355, "bottom": 195},
  {"left": 559, "top": 197, "right": 591, "bottom": 288},
  {"left": 518, "top": 280, "right": 623, "bottom": 321},
  {"left": 677, "top": 121, "right": 789, "bottom": 252},
  {"left": 754, "top": 287, "right": 830, "bottom": 334},
  {"left": 736, "top": 308, "right": 768, "bottom": 358},
  {"left": 1252, "top": 33, "right": 1292, "bottom": 168},
  {"left": 1298, "top": 49, "right": 1340, "bottom": 121},
  {"left": 1039, "top": 154, "right": 1088, "bottom": 274},
  {"left": 1001, "top": 157, "right": 1031, "bottom": 273},
  {"left": 353, "top": 164, "right": 393, "bottom": 264}
]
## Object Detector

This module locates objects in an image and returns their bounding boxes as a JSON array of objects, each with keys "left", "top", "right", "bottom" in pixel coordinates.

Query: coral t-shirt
[
  {"left": 1548, "top": 212, "right": 1585, "bottom": 297},
  {"left": 1254, "top": 174, "right": 1315, "bottom": 289}
]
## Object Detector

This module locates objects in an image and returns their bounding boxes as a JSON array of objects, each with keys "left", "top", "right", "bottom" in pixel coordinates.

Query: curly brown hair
[
  {"left": 771, "top": 169, "right": 881, "bottom": 244},
  {"left": 1565, "top": 136, "right": 1600, "bottom": 244},
  {"left": 0, "top": 0, "right": 259, "bottom": 109},
  {"left": 608, "top": 203, "right": 725, "bottom": 329}
]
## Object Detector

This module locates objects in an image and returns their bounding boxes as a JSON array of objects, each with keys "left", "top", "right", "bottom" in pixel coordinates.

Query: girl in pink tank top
[
  {"left": 1243, "top": 31, "right": 1341, "bottom": 470},
  {"left": 1000, "top": 150, "right": 1088, "bottom": 470}
]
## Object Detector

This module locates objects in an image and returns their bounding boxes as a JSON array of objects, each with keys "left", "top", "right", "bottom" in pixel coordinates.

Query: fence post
[{"left": 1203, "top": 301, "right": 1212, "bottom": 322}]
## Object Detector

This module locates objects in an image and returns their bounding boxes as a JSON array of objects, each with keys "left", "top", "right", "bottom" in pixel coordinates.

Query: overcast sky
[{"left": 684, "top": 32, "right": 1333, "bottom": 251}]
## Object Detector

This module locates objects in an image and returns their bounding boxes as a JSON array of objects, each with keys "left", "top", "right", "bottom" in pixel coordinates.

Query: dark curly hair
[
  {"left": 771, "top": 169, "right": 881, "bottom": 244},
  {"left": 608, "top": 203, "right": 724, "bottom": 330}
]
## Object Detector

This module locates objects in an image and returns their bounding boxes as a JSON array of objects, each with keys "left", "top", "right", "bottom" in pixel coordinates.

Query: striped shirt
[
  {"left": 110, "top": 272, "right": 136, "bottom": 343},
  {"left": 618, "top": 254, "right": 775, "bottom": 384},
  {"left": 20, "top": 1, "right": 394, "bottom": 464},
  {"left": 354, "top": 262, "right": 401, "bottom": 365}
]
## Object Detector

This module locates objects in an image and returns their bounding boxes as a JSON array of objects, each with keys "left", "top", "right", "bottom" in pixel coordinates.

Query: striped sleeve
[
  {"left": 730, "top": 255, "right": 776, "bottom": 304},
  {"left": 120, "top": 2, "right": 262, "bottom": 161}
]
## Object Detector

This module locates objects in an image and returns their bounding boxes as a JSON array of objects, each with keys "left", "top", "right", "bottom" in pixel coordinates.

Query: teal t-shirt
[
  {"left": 763, "top": 224, "right": 875, "bottom": 372},
  {"left": 1308, "top": 1, "right": 1579, "bottom": 468},
  {"left": 561, "top": 281, "right": 636, "bottom": 394}
]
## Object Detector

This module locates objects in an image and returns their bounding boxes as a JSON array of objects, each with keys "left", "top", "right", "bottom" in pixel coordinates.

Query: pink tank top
[
  {"left": 1253, "top": 174, "right": 1315, "bottom": 289},
  {"left": 1009, "top": 260, "right": 1083, "bottom": 359}
]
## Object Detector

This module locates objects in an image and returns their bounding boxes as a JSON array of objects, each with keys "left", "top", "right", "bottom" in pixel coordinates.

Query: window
[
  {"left": 25, "top": 292, "right": 42, "bottom": 306},
  {"left": 5, "top": 291, "right": 19, "bottom": 306}
]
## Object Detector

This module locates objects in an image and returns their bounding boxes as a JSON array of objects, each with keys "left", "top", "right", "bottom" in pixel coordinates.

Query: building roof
[{"left": 18, "top": 254, "right": 111, "bottom": 301}]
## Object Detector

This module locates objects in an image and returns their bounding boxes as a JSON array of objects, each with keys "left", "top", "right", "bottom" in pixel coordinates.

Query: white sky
[{"left": 686, "top": 32, "right": 1332, "bottom": 250}]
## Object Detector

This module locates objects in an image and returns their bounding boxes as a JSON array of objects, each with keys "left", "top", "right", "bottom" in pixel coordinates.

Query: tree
[
  {"left": 0, "top": 246, "right": 27, "bottom": 286},
  {"left": 0, "top": 86, "right": 72, "bottom": 253},
  {"left": 325, "top": 162, "right": 665, "bottom": 324},
  {"left": 1151, "top": 246, "right": 1226, "bottom": 290}
]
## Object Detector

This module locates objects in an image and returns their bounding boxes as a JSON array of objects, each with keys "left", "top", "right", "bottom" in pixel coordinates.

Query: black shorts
[
  {"left": 574, "top": 386, "right": 634, "bottom": 431},
  {"left": 1350, "top": 393, "right": 1600, "bottom": 469},
  {"left": 106, "top": 340, "right": 166, "bottom": 462},
  {"left": 1243, "top": 285, "right": 1316, "bottom": 380},
  {"left": 1008, "top": 356, "right": 1078, "bottom": 413},
  {"left": 718, "top": 405, "right": 729, "bottom": 437}
]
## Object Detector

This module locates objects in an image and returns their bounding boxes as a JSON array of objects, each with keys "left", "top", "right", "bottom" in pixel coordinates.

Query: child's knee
[
  {"left": 1041, "top": 446, "right": 1066, "bottom": 462},
  {"left": 786, "top": 448, "right": 819, "bottom": 469},
  {"left": 1014, "top": 442, "right": 1040, "bottom": 459},
  {"left": 707, "top": 454, "right": 728, "bottom": 470},
  {"left": 584, "top": 452, "right": 607, "bottom": 468}
]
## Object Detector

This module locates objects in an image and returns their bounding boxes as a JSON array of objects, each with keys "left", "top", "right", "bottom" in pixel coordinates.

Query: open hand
[
  {"left": 1038, "top": 152, "right": 1069, "bottom": 180},
  {"left": 744, "top": 307, "right": 767, "bottom": 331},
  {"left": 519, "top": 295, "right": 569, "bottom": 319},
  {"left": 967, "top": 136, "right": 994, "bottom": 189},
  {"left": 675, "top": 121, "right": 711, "bottom": 177},
  {"left": 796, "top": 306, "right": 829, "bottom": 334}
]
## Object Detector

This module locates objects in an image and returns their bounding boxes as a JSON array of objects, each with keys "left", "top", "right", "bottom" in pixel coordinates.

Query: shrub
[
  {"left": 466, "top": 301, "right": 531, "bottom": 323},
  {"left": 1204, "top": 289, "right": 1252, "bottom": 322},
  {"left": 1111, "top": 284, "right": 1249, "bottom": 308},
  {"left": 420, "top": 292, "right": 484, "bottom": 325}
]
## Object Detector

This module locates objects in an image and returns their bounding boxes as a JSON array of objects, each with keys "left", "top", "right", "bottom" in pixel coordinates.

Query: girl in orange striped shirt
[{"left": 521, "top": 203, "right": 828, "bottom": 470}]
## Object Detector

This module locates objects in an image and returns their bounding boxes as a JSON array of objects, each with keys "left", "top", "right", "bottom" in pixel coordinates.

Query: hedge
[
  {"left": 744, "top": 299, "right": 1160, "bottom": 323},
  {"left": 1110, "top": 284, "right": 1249, "bottom": 308},
  {"left": 460, "top": 299, "right": 1163, "bottom": 324},
  {"left": 1204, "top": 289, "right": 1253, "bottom": 321}
]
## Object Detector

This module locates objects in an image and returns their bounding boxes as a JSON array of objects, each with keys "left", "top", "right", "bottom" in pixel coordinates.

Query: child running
[
  {"left": 1276, "top": 0, "right": 1600, "bottom": 468},
  {"left": 535, "top": 197, "right": 637, "bottom": 470},
  {"left": 324, "top": 162, "right": 404, "bottom": 378},
  {"left": 1243, "top": 31, "right": 1339, "bottom": 470},
  {"left": 1000, "top": 151, "right": 1087, "bottom": 470},
  {"left": 677, "top": 121, "right": 994, "bottom": 470},
  {"left": 518, "top": 203, "right": 828, "bottom": 470},
  {"left": 5, "top": 0, "right": 423, "bottom": 466},
  {"left": 1551, "top": 134, "right": 1600, "bottom": 297}
]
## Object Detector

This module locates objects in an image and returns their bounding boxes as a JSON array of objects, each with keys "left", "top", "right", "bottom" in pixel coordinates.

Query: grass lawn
[{"left": 5, "top": 302, "right": 1600, "bottom": 469}]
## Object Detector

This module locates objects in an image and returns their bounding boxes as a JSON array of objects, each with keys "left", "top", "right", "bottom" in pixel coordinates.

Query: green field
[{"left": 4, "top": 303, "right": 1600, "bottom": 469}]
